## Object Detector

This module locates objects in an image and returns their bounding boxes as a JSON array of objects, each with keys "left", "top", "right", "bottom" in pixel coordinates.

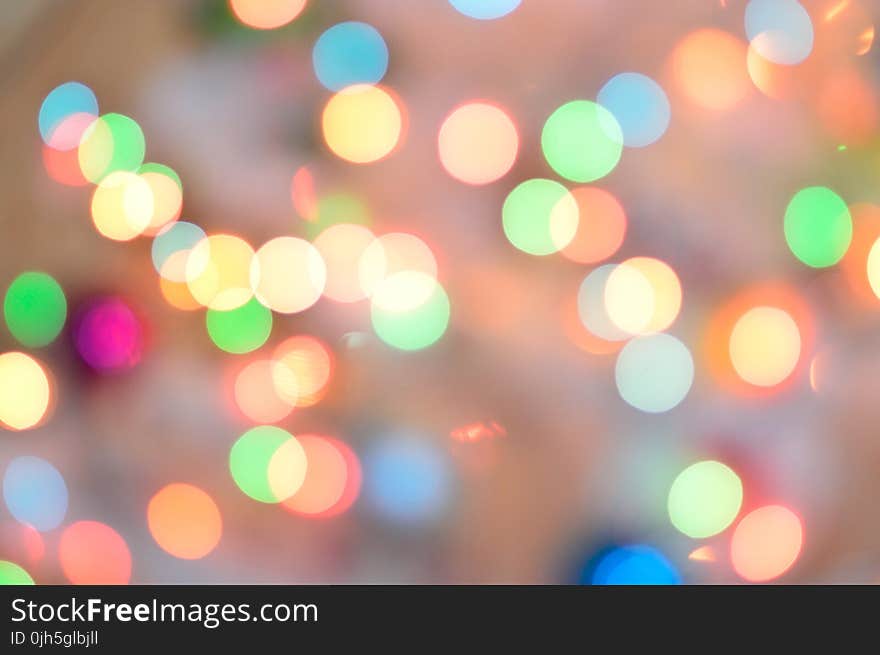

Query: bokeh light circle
[
  {"left": 186, "top": 234, "right": 255, "bottom": 311},
  {"left": 438, "top": 102, "right": 519, "bottom": 185},
  {"left": 251, "top": 237, "right": 325, "bottom": 314},
  {"left": 672, "top": 29, "right": 751, "bottom": 111},
  {"left": 731, "top": 505, "right": 803, "bottom": 582},
  {"left": 559, "top": 187, "right": 627, "bottom": 264},
  {"left": 745, "top": 0, "right": 813, "bottom": 65},
  {"left": 38, "top": 82, "right": 97, "bottom": 145},
  {"left": 313, "top": 22, "right": 389, "bottom": 92},
  {"left": 541, "top": 100, "right": 623, "bottom": 183},
  {"left": 73, "top": 298, "right": 143, "bottom": 373},
  {"left": 577, "top": 265, "right": 630, "bottom": 342},
  {"left": 868, "top": 237, "right": 880, "bottom": 300},
  {"left": 90, "top": 171, "right": 154, "bottom": 241},
  {"left": 78, "top": 113, "right": 146, "bottom": 183},
  {"left": 152, "top": 222, "right": 206, "bottom": 282},
  {"left": 271, "top": 335, "right": 334, "bottom": 407},
  {"left": 233, "top": 359, "right": 296, "bottom": 424},
  {"left": 449, "top": 0, "right": 521, "bottom": 20},
  {"left": 359, "top": 232, "right": 438, "bottom": 298},
  {"left": 281, "top": 435, "right": 348, "bottom": 516},
  {"left": 0, "top": 560, "right": 34, "bottom": 585},
  {"left": 59, "top": 521, "right": 131, "bottom": 584},
  {"left": 370, "top": 273, "right": 450, "bottom": 351},
  {"left": 597, "top": 73, "right": 671, "bottom": 147},
  {"left": 667, "top": 460, "right": 743, "bottom": 538},
  {"left": 229, "top": 426, "right": 306, "bottom": 503},
  {"left": 784, "top": 186, "right": 852, "bottom": 268},
  {"left": 206, "top": 298, "right": 272, "bottom": 355},
  {"left": 139, "top": 167, "right": 183, "bottom": 235},
  {"left": 729, "top": 306, "right": 801, "bottom": 386},
  {"left": 0, "top": 352, "right": 51, "bottom": 430},
  {"left": 591, "top": 545, "right": 681, "bottom": 585},
  {"left": 313, "top": 224, "right": 377, "bottom": 303},
  {"left": 363, "top": 436, "right": 452, "bottom": 525},
  {"left": 615, "top": 334, "right": 694, "bottom": 413},
  {"left": 147, "top": 483, "right": 222, "bottom": 560},
  {"left": 228, "top": 0, "right": 307, "bottom": 29},
  {"left": 4, "top": 272, "right": 67, "bottom": 347},
  {"left": 3, "top": 456, "right": 67, "bottom": 531},
  {"left": 322, "top": 84, "right": 403, "bottom": 164},
  {"left": 605, "top": 257, "right": 682, "bottom": 335},
  {"left": 502, "top": 179, "right": 578, "bottom": 256}
]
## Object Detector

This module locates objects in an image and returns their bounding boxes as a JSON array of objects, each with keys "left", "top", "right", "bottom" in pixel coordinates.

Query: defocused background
[{"left": 1, "top": 0, "right": 880, "bottom": 585}]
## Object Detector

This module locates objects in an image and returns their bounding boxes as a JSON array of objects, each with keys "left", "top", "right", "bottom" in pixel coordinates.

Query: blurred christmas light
[
  {"left": 0, "top": 560, "right": 34, "bottom": 585},
  {"left": 147, "top": 483, "right": 222, "bottom": 560},
  {"left": 597, "top": 73, "right": 671, "bottom": 147},
  {"left": 502, "top": 179, "right": 578, "bottom": 256},
  {"left": 668, "top": 460, "right": 743, "bottom": 538},
  {"left": 0, "top": 352, "right": 52, "bottom": 430},
  {"left": 370, "top": 272, "right": 450, "bottom": 351},
  {"left": 152, "top": 221, "right": 206, "bottom": 281},
  {"left": 745, "top": 0, "right": 814, "bottom": 65},
  {"left": 784, "top": 186, "right": 852, "bottom": 268},
  {"left": 233, "top": 359, "right": 296, "bottom": 424},
  {"left": 206, "top": 298, "right": 272, "bottom": 355},
  {"left": 78, "top": 113, "right": 145, "bottom": 183},
  {"left": 59, "top": 521, "right": 131, "bottom": 585},
  {"left": 186, "top": 234, "right": 255, "bottom": 311},
  {"left": 281, "top": 435, "right": 349, "bottom": 516},
  {"left": 228, "top": 0, "right": 307, "bottom": 30},
  {"left": 271, "top": 335, "right": 334, "bottom": 408},
  {"left": 541, "top": 101, "right": 622, "bottom": 183},
  {"left": 591, "top": 545, "right": 681, "bottom": 585},
  {"left": 90, "top": 171, "right": 154, "bottom": 241},
  {"left": 3, "top": 456, "right": 68, "bottom": 532},
  {"left": 448, "top": 0, "right": 521, "bottom": 20},
  {"left": 322, "top": 85, "right": 404, "bottom": 164},
  {"left": 363, "top": 436, "right": 452, "bottom": 525},
  {"left": 729, "top": 306, "right": 801, "bottom": 387},
  {"left": 313, "top": 22, "right": 389, "bottom": 92},
  {"left": 615, "top": 334, "right": 694, "bottom": 413},
  {"left": 4, "top": 272, "right": 67, "bottom": 348},
  {"left": 251, "top": 237, "right": 325, "bottom": 314},
  {"left": 229, "top": 426, "right": 306, "bottom": 503},
  {"left": 38, "top": 81, "right": 97, "bottom": 146},
  {"left": 731, "top": 505, "right": 803, "bottom": 582},
  {"left": 313, "top": 223, "right": 377, "bottom": 303},
  {"left": 73, "top": 298, "right": 143, "bottom": 373},
  {"left": 672, "top": 29, "right": 751, "bottom": 110},
  {"left": 438, "top": 102, "right": 519, "bottom": 185},
  {"left": 359, "top": 232, "right": 438, "bottom": 299}
]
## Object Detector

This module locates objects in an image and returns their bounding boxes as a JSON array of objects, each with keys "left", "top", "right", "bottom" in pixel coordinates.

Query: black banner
[{"left": 0, "top": 584, "right": 865, "bottom": 648}]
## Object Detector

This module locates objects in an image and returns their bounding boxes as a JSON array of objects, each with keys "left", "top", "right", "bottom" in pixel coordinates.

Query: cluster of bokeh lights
[{"left": 4, "top": 0, "right": 880, "bottom": 585}]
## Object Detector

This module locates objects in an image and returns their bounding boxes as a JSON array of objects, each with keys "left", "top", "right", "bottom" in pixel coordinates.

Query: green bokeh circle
[{"left": 4, "top": 271, "right": 67, "bottom": 347}]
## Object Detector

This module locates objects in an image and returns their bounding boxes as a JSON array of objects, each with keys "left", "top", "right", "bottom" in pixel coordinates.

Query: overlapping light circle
[
  {"left": 313, "top": 22, "right": 389, "bottom": 92},
  {"left": 4, "top": 272, "right": 67, "bottom": 348},
  {"left": 186, "top": 234, "right": 255, "bottom": 311},
  {"left": 370, "top": 272, "right": 450, "bottom": 351},
  {"left": 745, "top": 0, "right": 813, "bottom": 65},
  {"left": 322, "top": 85, "right": 403, "bottom": 164},
  {"left": 667, "top": 460, "right": 743, "bottom": 538},
  {"left": 615, "top": 334, "right": 694, "bottom": 412},
  {"left": 229, "top": 426, "right": 307, "bottom": 503},
  {"left": 502, "top": 179, "right": 578, "bottom": 256},
  {"left": 541, "top": 101, "right": 623, "bottom": 183},
  {"left": 250, "top": 237, "right": 325, "bottom": 313},
  {"left": 438, "top": 102, "right": 519, "bottom": 185},
  {"left": 0, "top": 352, "right": 52, "bottom": 430},
  {"left": 597, "top": 73, "right": 671, "bottom": 147}
]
